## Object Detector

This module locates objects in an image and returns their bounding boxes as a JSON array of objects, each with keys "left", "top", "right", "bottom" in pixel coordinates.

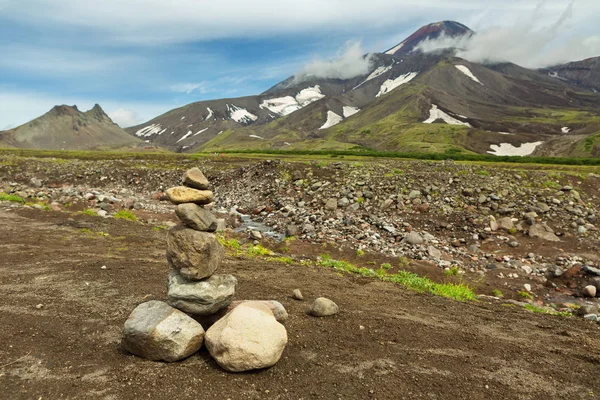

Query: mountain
[
  {"left": 384, "top": 21, "right": 473, "bottom": 56},
  {"left": 0, "top": 104, "right": 142, "bottom": 150},
  {"left": 124, "top": 21, "right": 600, "bottom": 158},
  {"left": 542, "top": 57, "right": 600, "bottom": 92}
]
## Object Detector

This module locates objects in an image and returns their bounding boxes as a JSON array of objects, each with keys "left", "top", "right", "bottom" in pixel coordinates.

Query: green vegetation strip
[
  {"left": 317, "top": 255, "right": 476, "bottom": 302},
  {"left": 2, "top": 147, "right": 600, "bottom": 166},
  {"left": 209, "top": 149, "right": 600, "bottom": 166},
  {"left": 0, "top": 193, "right": 25, "bottom": 203}
]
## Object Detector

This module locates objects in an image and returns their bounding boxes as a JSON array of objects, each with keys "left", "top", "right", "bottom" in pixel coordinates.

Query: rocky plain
[{"left": 1, "top": 151, "right": 600, "bottom": 399}]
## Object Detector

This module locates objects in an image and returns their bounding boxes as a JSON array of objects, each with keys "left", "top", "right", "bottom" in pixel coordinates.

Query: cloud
[
  {"left": 416, "top": 0, "right": 600, "bottom": 68},
  {"left": 0, "top": 44, "right": 141, "bottom": 76},
  {"left": 169, "top": 83, "right": 211, "bottom": 95},
  {"left": 294, "top": 41, "right": 374, "bottom": 82},
  {"left": 108, "top": 108, "right": 140, "bottom": 128}
]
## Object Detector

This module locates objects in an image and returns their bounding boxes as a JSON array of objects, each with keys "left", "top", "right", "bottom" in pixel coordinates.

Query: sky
[{"left": 0, "top": 0, "right": 598, "bottom": 129}]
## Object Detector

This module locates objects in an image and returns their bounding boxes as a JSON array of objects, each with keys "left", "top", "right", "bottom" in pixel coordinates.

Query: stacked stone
[
  {"left": 164, "top": 168, "right": 237, "bottom": 316},
  {"left": 122, "top": 168, "right": 288, "bottom": 371}
]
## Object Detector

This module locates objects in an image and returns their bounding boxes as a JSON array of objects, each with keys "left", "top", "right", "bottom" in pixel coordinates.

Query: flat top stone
[
  {"left": 166, "top": 186, "right": 214, "bottom": 205},
  {"left": 183, "top": 168, "right": 209, "bottom": 190}
]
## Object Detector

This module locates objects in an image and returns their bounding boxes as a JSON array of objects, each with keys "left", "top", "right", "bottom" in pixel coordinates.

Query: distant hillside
[
  {"left": 0, "top": 104, "right": 142, "bottom": 150},
  {"left": 543, "top": 57, "right": 600, "bottom": 92}
]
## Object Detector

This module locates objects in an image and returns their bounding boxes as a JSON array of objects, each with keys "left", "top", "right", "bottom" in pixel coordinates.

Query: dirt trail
[{"left": 1, "top": 207, "right": 599, "bottom": 400}]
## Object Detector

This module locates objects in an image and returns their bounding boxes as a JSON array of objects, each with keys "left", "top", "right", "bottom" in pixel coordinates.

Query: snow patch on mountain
[
  {"left": 227, "top": 104, "right": 258, "bottom": 124},
  {"left": 385, "top": 42, "right": 405, "bottom": 55},
  {"left": 205, "top": 108, "right": 214, "bottom": 121},
  {"left": 193, "top": 128, "right": 209, "bottom": 136},
  {"left": 343, "top": 106, "right": 360, "bottom": 118},
  {"left": 135, "top": 124, "right": 163, "bottom": 137},
  {"left": 261, "top": 86, "right": 325, "bottom": 116},
  {"left": 487, "top": 141, "right": 543, "bottom": 156},
  {"left": 319, "top": 111, "right": 344, "bottom": 130},
  {"left": 354, "top": 64, "right": 394, "bottom": 89},
  {"left": 249, "top": 135, "right": 264, "bottom": 139},
  {"left": 177, "top": 130, "right": 194, "bottom": 143},
  {"left": 424, "top": 105, "right": 472, "bottom": 127},
  {"left": 376, "top": 72, "right": 418, "bottom": 97},
  {"left": 260, "top": 96, "right": 301, "bottom": 116},
  {"left": 455, "top": 65, "right": 483, "bottom": 85},
  {"left": 561, "top": 127, "right": 571, "bottom": 133},
  {"left": 295, "top": 86, "right": 325, "bottom": 106}
]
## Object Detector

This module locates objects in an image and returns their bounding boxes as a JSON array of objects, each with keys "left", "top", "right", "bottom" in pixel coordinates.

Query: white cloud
[
  {"left": 295, "top": 41, "right": 374, "bottom": 82},
  {"left": 0, "top": 44, "right": 140, "bottom": 76},
  {"left": 4, "top": 0, "right": 596, "bottom": 46},
  {"left": 416, "top": 0, "right": 600, "bottom": 68},
  {"left": 108, "top": 109, "right": 141, "bottom": 128},
  {"left": 169, "top": 82, "right": 211, "bottom": 94}
]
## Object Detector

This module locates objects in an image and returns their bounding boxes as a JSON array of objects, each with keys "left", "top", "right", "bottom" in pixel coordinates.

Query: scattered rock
[
  {"left": 182, "top": 167, "right": 209, "bottom": 190},
  {"left": 292, "top": 289, "right": 303, "bottom": 300},
  {"left": 529, "top": 223, "right": 560, "bottom": 242},
  {"left": 325, "top": 198, "right": 337, "bottom": 211},
  {"left": 403, "top": 231, "right": 424, "bottom": 245},
  {"left": 166, "top": 186, "right": 214, "bottom": 205},
  {"left": 310, "top": 297, "right": 339, "bottom": 317},
  {"left": 205, "top": 303, "right": 288, "bottom": 372},
  {"left": 167, "top": 271, "right": 237, "bottom": 316},
  {"left": 166, "top": 225, "right": 224, "bottom": 280},
  {"left": 496, "top": 217, "right": 515, "bottom": 231},
  {"left": 175, "top": 203, "right": 218, "bottom": 232},
  {"left": 121, "top": 301, "right": 205, "bottom": 362},
  {"left": 427, "top": 246, "right": 442, "bottom": 259},
  {"left": 583, "top": 285, "right": 597, "bottom": 298},
  {"left": 227, "top": 300, "right": 288, "bottom": 322}
]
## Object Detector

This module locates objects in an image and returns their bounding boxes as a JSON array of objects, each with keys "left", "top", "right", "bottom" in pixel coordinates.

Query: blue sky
[{"left": 0, "top": 0, "right": 598, "bottom": 129}]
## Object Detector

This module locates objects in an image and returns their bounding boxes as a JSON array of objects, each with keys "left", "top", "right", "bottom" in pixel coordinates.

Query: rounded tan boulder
[
  {"left": 166, "top": 186, "right": 214, "bottom": 205},
  {"left": 166, "top": 225, "right": 224, "bottom": 280},
  {"left": 205, "top": 303, "right": 288, "bottom": 372}
]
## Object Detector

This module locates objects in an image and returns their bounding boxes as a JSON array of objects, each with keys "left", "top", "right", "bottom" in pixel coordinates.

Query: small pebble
[{"left": 292, "top": 289, "right": 303, "bottom": 300}]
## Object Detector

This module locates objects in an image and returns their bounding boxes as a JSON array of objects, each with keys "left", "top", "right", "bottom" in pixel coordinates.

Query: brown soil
[{"left": 1, "top": 207, "right": 600, "bottom": 400}]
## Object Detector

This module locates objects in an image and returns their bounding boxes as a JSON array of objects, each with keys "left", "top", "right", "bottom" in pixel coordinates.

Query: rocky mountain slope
[
  {"left": 125, "top": 21, "right": 600, "bottom": 158},
  {"left": 543, "top": 56, "right": 600, "bottom": 92},
  {"left": 0, "top": 104, "right": 141, "bottom": 150}
]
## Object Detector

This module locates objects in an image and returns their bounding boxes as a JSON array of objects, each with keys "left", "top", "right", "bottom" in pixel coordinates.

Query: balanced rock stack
[
  {"left": 164, "top": 168, "right": 237, "bottom": 315},
  {"left": 121, "top": 167, "right": 288, "bottom": 372}
]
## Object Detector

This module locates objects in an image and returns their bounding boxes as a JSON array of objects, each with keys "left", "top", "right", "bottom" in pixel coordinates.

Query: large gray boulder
[
  {"left": 166, "top": 225, "right": 224, "bottom": 280},
  {"left": 175, "top": 203, "right": 218, "bottom": 232},
  {"left": 121, "top": 301, "right": 205, "bottom": 362},
  {"left": 167, "top": 271, "right": 237, "bottom": 316},
  {"left": 182, "top": 168, "right": 209, "bottom": 190},
  {"left": 205, "top": 303, "right": 288, "bottom": 372}
]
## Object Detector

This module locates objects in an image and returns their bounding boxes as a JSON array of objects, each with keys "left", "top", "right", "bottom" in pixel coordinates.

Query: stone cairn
[{"left": 121, "top": 167, "right": 288, "bottom": 372}]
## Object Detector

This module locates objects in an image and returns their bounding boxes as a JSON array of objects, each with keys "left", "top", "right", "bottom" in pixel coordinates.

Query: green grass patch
[
  {"left": 0, "top": 193, "right": 25, "bottom": 203},
  {"left": 519, "top": 291, "right": 534, "bottom": 300},
  {"left": 492, "top": 289, "right": 504, "bottom": 298},
  {"left": 523, "top": 304, "right": 572, "bottom": 317},
  {"left": 81, "top": 209, "right": 98, "bottom": 217},
  {"left": 316, "top": 255, "right": 476, "bottom": 302},
  {"left": 114, "top": 209, "right": 137, "bottom": 222},
  {"left": 444, "top": 266, "right": 460, "bottom": 276},
  {"left": 246, "top": 244, "right": 275, "bottom": 257}
]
